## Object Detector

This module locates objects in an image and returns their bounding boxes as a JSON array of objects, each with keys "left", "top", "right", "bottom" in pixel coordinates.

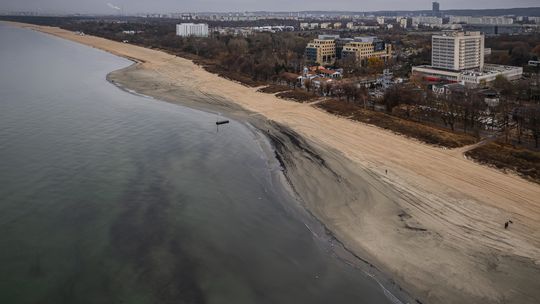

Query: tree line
[{"left": 379, "top": 76, "right": 540, "bottom": 148}]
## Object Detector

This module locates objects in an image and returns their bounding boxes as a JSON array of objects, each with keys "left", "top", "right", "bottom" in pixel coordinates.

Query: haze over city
[{"left": 2, "top": 0, "right": 540, "bottom": 14}]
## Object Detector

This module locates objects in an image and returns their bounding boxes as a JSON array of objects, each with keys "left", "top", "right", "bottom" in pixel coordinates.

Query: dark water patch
[{"left": 108, "top": 159, "right": 206, "bottom": 304}]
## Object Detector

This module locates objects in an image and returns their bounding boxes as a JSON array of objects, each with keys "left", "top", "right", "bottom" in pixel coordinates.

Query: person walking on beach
[{"left": 504, "top": 220, "right": 514, "bottom": 229}]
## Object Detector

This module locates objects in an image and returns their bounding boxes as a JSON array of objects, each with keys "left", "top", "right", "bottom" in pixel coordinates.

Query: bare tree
[
  {"left": 356, "top": 86, "right": 369, "bottom": 109},
  {"left": 496, "top": 97, "right": 514, "bottom": 143},
  {"left": 332, "top": 83, "right": 345, "bottom": 100},
  {"left": 343, "top": 83, "right": 358, "bottom": 103},
  {"left": 513, "top": 107, "right": 526, "bottom": 144},
  {"left": 525, "top": 105, "right": 540, "bottom": 148},
  {"left": 438, "top": 94, "right": 459, "bottom": 131},
  {"left": 303, "top": 79, "right": 312, "bottom": 92}
]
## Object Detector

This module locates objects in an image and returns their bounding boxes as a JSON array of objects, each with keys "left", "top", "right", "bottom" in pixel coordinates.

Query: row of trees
[
  {"left": 45, "top": 19, "right": 312, "bottom": 83},
  {"left": 485, "top": 34, "right": 540, "bottom": 66},
  {"left": 214, "top": 34, "right": 309, "bottom": 81},
  {"left": 379, "top": 76, "right": 540, "bottom": 147}
]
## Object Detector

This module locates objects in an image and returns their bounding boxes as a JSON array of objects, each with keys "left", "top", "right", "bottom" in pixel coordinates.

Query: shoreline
[
  {"left": 109, "top": 62, "right": 415, "bottom": 303},
  {"left": 7, "top": 22, "right": 540, "bottom": 303}
]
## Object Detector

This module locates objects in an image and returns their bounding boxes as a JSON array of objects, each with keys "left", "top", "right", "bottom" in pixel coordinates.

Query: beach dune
[{"left": 9, "top": 22, "right": 540, "bottom": 304}]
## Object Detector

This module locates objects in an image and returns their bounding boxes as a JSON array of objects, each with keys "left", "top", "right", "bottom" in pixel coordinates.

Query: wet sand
[{"left": 8, "top": 22, "right": 540, "bottom": 304}]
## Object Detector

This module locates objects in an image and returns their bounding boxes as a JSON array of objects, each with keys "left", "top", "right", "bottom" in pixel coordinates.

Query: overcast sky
[{"left": 1, "top": 0, "right": 539, "bottom": 14}]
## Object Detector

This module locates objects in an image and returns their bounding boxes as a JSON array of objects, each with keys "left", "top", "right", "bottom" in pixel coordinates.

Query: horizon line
[{"left": 2, "top": 6, "right": 540, "bottom": 16}]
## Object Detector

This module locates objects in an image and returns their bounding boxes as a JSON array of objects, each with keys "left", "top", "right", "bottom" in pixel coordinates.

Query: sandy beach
[{"left": 8, "top": 22, "right": 540, "bottom": 303}]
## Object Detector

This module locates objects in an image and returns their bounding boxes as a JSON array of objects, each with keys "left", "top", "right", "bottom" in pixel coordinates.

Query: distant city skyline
[{"left": 1, "top": 0, "right": 540, "bottom": 14}]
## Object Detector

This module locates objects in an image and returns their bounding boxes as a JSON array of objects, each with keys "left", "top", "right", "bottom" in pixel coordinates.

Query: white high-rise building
[
  {"left": 176, "top": 23, "right": 209, "bottom": 37},
  {"left": 412, "top": 31, "right": 521, "bottom": 85},
  {"left": 431, "top": 31, "right": 484, "bottom": 71}
]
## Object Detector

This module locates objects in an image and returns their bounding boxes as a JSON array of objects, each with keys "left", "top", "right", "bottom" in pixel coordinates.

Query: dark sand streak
[{"left": 106, "top": 62, "right": 416, "bottom": 304}]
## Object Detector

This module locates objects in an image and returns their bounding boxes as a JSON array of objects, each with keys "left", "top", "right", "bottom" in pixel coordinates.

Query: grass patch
[
  {"left": 276, "top": 90, "right": 318, "bottom": 103},
  {"left": 317, "top": 99, "right": 477, "bottom": 148},
  {"left": 257, "top": 85, "right": 292, "bottom": 94},
  {"left": 466, "top": 142, "right": 540, "bottom": 183}
]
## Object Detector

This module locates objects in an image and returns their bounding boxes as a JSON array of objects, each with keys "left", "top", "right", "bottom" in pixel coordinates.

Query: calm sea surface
[{"left": 0, "top": 24, "right": 393, "bottom": 304}]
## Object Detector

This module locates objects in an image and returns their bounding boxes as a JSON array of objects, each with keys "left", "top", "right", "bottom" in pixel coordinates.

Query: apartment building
[
  {"left": 305, "top": 35, "right": 392, "bottom": 66},
  {"left": 341, "top": 37, "right": 392, "bottom": 63},
  {"left": 431, "top": 31, "right": 484, "bottom": 71},
  {"left": 176, "top": 23, "right": 209, "bottom": 37},
  {"left": 449, "top": 16, "right": 514, "bottom": 25},
  {"left": 528, "top": 17, "right": 540, "bottom": 24},
  {"left": 412, "top": 16, "right": 443, "bottom": 27},
  {"left": 412, "top": 31, "right": 521, "bottom": 85},
  {"left": 399, "top": 18, "right": 409, "bottom": 29},
  {"left": 305, "top": 35, "right": 339, "bottom": 65}
]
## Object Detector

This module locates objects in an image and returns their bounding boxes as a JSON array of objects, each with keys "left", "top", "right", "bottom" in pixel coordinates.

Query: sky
[{"left": 1, "top": 0, "right": 539, "bottom": 14}]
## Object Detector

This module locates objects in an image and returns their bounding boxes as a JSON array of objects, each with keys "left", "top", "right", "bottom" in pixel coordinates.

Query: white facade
[
  {"left": 320, "top": 22, "right": 331, "bottom": 29},
  {"left": 529, "top": 17, "right": 540, "bottom": 24},
  {"left": 449, "top": 16, "right": 513, "bottom": 25},
  {"left": 412, "top": 31, "right": 522, "bottom": 86},
  {"left": 412, "top": 16, "right": 443, "bottom": 26},
  {"left": 412, "top": 64, "right": 522, "bottom": 85},
  {"left": 439, "top": 24, "right": 463, "bottom": 30},
  {"left": 399, "top": 18, "right": 408, "bottom": 29},
  {"left": 176, "top": 23, "right": 209, "bottom": 37},
  {"left": 432, "top": 31, "right": 484, "bottom": 71}
]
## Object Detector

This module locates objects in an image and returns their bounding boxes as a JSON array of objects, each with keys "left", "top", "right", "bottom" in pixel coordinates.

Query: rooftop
[
  {"left": 414, "top": 64, "right": 521, "bottom": 76},
  {"left": 353, "top": 36, "right": 379, "bottom": 43},
  {"left": 434, "top": 31, "right": 482, "bottom": 37},
  {"left": 317, "top": 34, "right": 340, "bottom": 40}
]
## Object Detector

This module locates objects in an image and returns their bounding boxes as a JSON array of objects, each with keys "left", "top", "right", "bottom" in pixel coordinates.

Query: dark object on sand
[
  {"left": 504, "top": 222, "right": 509, "bottom": 229},
  {"left": 216, "top": 120, "right": 230, "bottom": 125}
]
